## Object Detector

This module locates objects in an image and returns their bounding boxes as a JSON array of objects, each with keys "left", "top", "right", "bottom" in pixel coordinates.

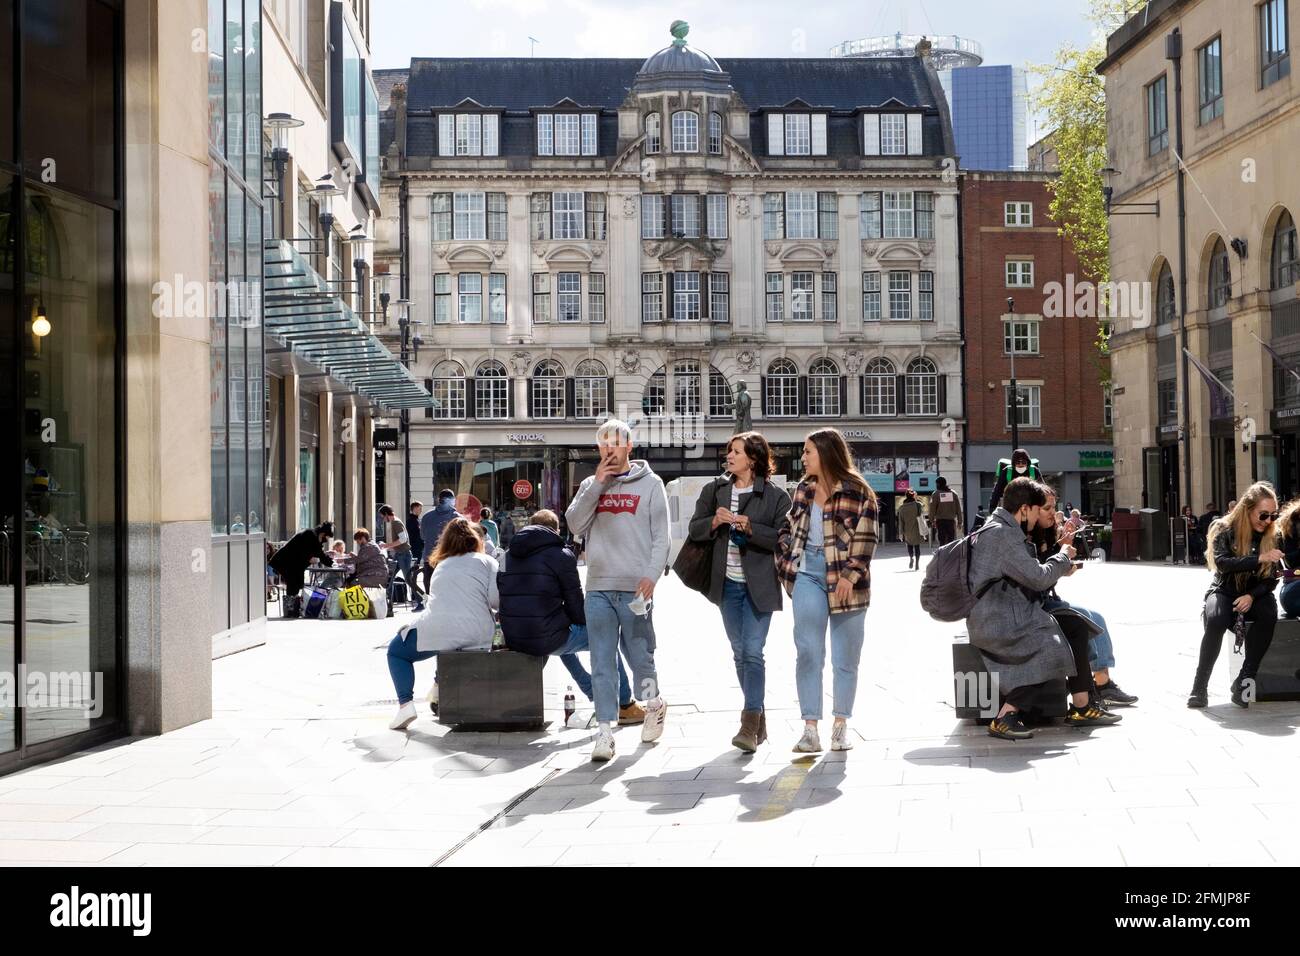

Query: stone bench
[
  {"left": 436, "top": 649, "right": 545, "bottom": 730},
  {"left": 952, "top": 634, "right": 1069, "bottom": 721},
  {"left": 1231, "top": 616, "right": 1300, "bottom": 702}
]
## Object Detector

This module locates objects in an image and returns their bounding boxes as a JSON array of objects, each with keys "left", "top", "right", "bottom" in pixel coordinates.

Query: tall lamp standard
[
  {"left": 313, "top": 172, "right": 344, "bottom": 277},
  {"left": 391, "top": 296, "right": 418, "bottom": 512},
  {"left": 264, "top": 112, "right": 303, "bottom": 239},
  {"left": 347, "top": 224, "right": 372, "bottom": 322},
  {"left": 1007, "top": 295, "right": 1019, "bottom": 453}
]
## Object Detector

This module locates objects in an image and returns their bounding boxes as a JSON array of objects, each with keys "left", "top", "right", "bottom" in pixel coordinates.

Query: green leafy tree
[{"left": 1030, "top": 0, "right": 1145, "bottom": 389}]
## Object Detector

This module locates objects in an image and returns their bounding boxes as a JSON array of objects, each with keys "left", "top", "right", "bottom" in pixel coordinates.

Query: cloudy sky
[{"left": 370, "top": 0, "right": 1105, "bottom": 139}]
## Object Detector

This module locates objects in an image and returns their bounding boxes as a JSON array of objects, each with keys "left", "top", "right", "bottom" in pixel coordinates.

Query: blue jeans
[
  {"left": 1281, "top": 581, "right": 1300, "bottom": 619},
  {"left": 1044, "top": 597, "right": 1115, "bottom": 671},
  {"left": 556, "top": 624, "right": 632, "bottom": 707},
  {"left": 721, "top": 579, "right": 772, "bottom": 711},
  {"left": 587, "top": 590, "right": 659, "bottom": 723},
  {"left": 387, "top": 629, "right": 436, "bottom": 705},
  {"left": 791, "top": 548, "right": 866, "bottom": 720}
]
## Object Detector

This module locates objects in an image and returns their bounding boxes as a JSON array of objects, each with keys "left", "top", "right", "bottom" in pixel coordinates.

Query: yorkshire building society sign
[{"left": 1078, "top": 450, "right": 1114, "bottom": 469}]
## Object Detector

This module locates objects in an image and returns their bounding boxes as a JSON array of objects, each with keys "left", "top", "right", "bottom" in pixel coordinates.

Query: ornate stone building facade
[{"left": 374, "top": 24, "right": 964, "bottom": 539}]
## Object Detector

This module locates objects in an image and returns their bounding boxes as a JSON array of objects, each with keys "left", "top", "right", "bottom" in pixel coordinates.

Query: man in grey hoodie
[
  {"left": 419, "top": 490, "right": 460, "bottom": 597},
  {"left": 566, "top": 419, "right": 670, "bottom": 762}
]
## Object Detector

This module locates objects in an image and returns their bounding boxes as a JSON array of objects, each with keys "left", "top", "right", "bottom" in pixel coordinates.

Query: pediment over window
[
  {"left": 539, "top": 243, "right": 596, "bottom": 265},
  {"left": 446, "top": 245, "right": 496, "bottom": 267},
  {"left": 450, "top": 97, "right": 492, "bottom": 110},
  {"left": 643, "top": 238, "right": 725, "bottom": 268},
  {"left": 771, "top": 241, "right": 833, "bottom": 266},
  {"left": 875, "top": 241, "right": 926, "bottom": 265}
]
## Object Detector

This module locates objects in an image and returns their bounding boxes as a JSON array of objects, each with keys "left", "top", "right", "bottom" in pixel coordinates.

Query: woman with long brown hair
[
  {"left": 776, "top": 429, "right": 879, "bottom": 752},
  {"left": 386, "top": 516, "right": 500, "bottom": 730},
  {"left": 1274, "top": 497, "right": 1300, "bottom": 617},
  {"left": 1189, "top": 482, "right": 1284, "bottom": 708},
  {"left": 687, "top": 432, "right": 793, "bottom": 752}
]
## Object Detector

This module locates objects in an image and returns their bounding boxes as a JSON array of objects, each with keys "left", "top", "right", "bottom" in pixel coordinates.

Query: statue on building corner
[{"left": 733, "top": 381, "right": 753, "bottom": 433}]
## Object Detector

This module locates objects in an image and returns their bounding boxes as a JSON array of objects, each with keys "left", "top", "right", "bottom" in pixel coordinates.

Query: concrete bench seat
[
  {"left": 952, "top": 634, "right": 1069, "bottom": 721},
  {"left": 1232, "top": 616, "right": 1300, "bottom": 702},
  {"left": 436, "top": 649, "right": 545, "bottom": 730}
]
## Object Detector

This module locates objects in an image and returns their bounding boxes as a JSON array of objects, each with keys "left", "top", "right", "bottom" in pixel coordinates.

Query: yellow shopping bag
[{"left": 339, "top": 585, "right": 371, "bottom": 620}]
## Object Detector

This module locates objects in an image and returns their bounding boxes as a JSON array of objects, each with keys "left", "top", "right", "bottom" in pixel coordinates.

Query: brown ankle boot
[
  {"left": 757, "top": 710, "right": 767, "bottom": 744},
  {"left": 732, "top": 710, "right": 761, "bottom": 753}
]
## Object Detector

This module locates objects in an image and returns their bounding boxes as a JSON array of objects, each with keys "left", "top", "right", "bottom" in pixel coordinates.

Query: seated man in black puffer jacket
[{"left": 498, "top": 510, "right": 640, "bottom": 725}]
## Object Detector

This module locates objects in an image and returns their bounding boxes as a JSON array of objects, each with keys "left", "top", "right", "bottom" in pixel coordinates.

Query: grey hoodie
[{"left": 565, "top": 460, "right": 670, "bottom": 592}]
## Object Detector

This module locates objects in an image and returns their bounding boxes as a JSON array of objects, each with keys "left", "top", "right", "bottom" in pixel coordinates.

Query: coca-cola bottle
[{"left": 563, "top": 686, "right": 576, "bottom": 726}]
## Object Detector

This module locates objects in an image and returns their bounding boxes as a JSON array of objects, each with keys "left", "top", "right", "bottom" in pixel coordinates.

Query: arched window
[
  {"left": 645, "top": 112, "right": 661, "bottom": 154},
  {"left": 671, "top": 110, "right": 699, "bottom": 152},
  {"left": 643, "top": 368, "right": 666, "bottom": 417},
  {"left": 708, "top": 111, "right": 723, "bottom": 154},
  {"left": 474, "top": 360, "right": 509, "bottom": 420},
  {"left": 575, "top": 359, "right": 609, "bottom": 420},
  {"left": 430, "top": 361, "right": 466, "bottom": 420},
  {"left": 808, "top": 358, "right": 842, "bottom": 417},
  {"left": 672, "top": 359, "right": 701, "bottom": 416},
  {"left": 862, "top": 358, "right": 896, "bottom": 417},
  {"left": 1156, "top": 262, "right": 1176, "bottom": 324},
  {"left": 765, "top": 359, "right": 799, "bottom": 418},
  {"left": 1208, "top": 238, "right": 1232, "bottom": 309},
  {"left": 905, "top": 358, "right": 938, "bottom": 416},
  {"left": 1273, "top": 210, "right": 1299, "bottom": 290},
  {"left": 707, "top": 366, "right": 732, "bottom": 418},
  {"left": 530, "top": 359, "right": 565, "bottom": 419}
]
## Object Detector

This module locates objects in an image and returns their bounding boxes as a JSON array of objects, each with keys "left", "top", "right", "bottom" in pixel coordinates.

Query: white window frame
[
  {"left": 863, "top": 359, "right": 895, "bottom": 416},
  {"left": 1005, "top": 384, "right": 1042, "bottom": 429},
  {"left": 863, "top": 271, "right": 881, "bottom": 321},
  {"left": 642, "top": 272, "right": 663, "bottom": 323},
  {"left": 1004, "top": 318, "right": 1040, "bottom": 354},
  {"left": 588, "top": 272, "right": 605, "bottom": 324},
  {"left": 556, "top": 271, "right": 582, "bottom": 323},
  {"left": 1006, "top": 260, "right": 1035, "bottom": 288},
  {"left": 707, "top": 193, "right": 728, "bottom": 239},
  {"left": 791, "top": 271, "right": 815, "bottom": 322},
  {"left": 918, "top": 271, "right": 934, "bottom": 321},
  {"left": 786, "top": 190, "right": 817, "bottom": 239},
  {"left": 430, "top": 362, "right": 466, "bottom": 420},
  {"left": 575, "top": 360, "right": 608, "bottom": 419},
  {"left": 645, "top": 112, "right": 661, "bottom": 154},
  {"left": 433, "top": 272, "right": 451, "bottom": 324},
  {"left": 1004, "top": 201, "right": 1033, "bottom": 227},
  {"left": 883, "top": 191, "right": 914, "bottom": 238},
  {"left": 488, "top": 273, "right": 506, "bottom": 324},
  {"left": 453, "top": 191, "right": 486, "bottom": 241},
  {"left": 458, "top": 272, "right": 482, "bottom": 324},
  {"left": 766, "top": 272, "right": 784, "bottom": 322},
  {"left": 906, "top": 360, "right": 939, "bottom": 416},
  {"left": 671, "top": 193, "right": 700, "bottom": 238},
  {"left": 888, "top": 271, "right": 912, "bottom": 320},
  {"left": 530, "top": 360, "right": 566, "bottom": 419},
  {"left": 555, "top": 113, "right": 581, "bottom": 156},
  {"left": 880, "top": 113, "right": 907, "bottom": 155},
  {"left": 641, "top": 194, "right": 665, "bottom": 239},
  {"left": 765, "top": 360, "right": 800, "bottom": 418},
  {"left": 475, "top": 361, "right": 509, "bottom": 419},
  {"left": 536, "top": 113, "right": 553, "bottom": 156},
  {"left": 553, "top": 191, "right": 585, "bottom": 240},
  {"left": 785, "top": 113, "right": 811, "bottom": 155},
  {"left": 808, "top": 358, "right": 841, "bottom": 417},
  {"left": 709, "top": 111, "right": 723, "bottom": 154},
  {"left": 709, "top": 272, "right": 729, "bottom": 323},
  {"left": 672, "top": 110, "right": 699, "bottom": 153},
  {"left": 673, "top": 271, "right": 702, "bottom": 322}
]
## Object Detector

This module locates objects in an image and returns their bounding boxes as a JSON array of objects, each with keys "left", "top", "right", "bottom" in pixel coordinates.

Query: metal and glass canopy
[{"left": 263, "top": 238, "right": 430, "bottom": 410}]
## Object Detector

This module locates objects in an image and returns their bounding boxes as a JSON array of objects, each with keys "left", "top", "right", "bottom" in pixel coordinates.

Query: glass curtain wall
[
  {"left": 2, "top": 0, "right": 123, "bottom": 765},
  {"left": 208, "top": 0, "right": 265, "bottom": 629}
]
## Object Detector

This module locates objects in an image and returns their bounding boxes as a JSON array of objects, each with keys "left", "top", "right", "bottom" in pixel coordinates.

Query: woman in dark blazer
[{"left": 688, "top": 432, "right": 793, "bottom": 753}]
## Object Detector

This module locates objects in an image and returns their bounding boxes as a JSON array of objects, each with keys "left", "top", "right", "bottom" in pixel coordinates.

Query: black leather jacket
[{"left": 1208, "top": 528, "right": 1278, "bottom": 600}]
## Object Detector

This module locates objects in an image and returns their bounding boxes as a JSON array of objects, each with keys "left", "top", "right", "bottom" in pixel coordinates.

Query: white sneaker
[
  {"left": 641, "top": 698, "right": 667, "bottom": 742},
  {"left": 389, "top": 701, "right": 418, "bottom": 731},
  {"left": 830, "top": 721, "right": 854, "bottom": 751},
  {"left": 792, "top": 725, "right": 822, "bottom": 753},
  {"left": 591, "top": 730, "right": 615, "bottom": 762},
  {"left": 426, "top": 681, "right": 439, "bottom": 715}
]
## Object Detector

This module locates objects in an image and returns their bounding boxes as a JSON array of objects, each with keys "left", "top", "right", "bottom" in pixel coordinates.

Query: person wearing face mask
[
  {"left": 988, "top": 448, "right": 1041, "bottom": 512},
  {"left": 966, "top": 478, "right": 1119, "bottom": 740},
  {"left": 1189, "top": 482, "right": 1283, "bottom": 709},
  {"left": 1030, "top": 489, "right": 1138, "bottom": 709}
]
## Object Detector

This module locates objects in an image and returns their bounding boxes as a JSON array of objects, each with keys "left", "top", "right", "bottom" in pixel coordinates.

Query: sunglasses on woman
[{"left": 1259, "top": 511, "right": 1281, "bottom": 522}]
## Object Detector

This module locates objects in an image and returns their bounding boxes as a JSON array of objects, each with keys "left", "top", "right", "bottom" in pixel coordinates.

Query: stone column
[
  {"left": 283, "top": 373, "right": 301, "bottom": 533},
  {"left": 319, "top": 393, "right": 335, "bottom": 525}
]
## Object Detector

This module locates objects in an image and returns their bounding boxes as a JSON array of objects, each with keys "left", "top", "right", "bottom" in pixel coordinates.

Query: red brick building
[{"left": 961, "top": 171, "right": 1113, "bottom": 517}]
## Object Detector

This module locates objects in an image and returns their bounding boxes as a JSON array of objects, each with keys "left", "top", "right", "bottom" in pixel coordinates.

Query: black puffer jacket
[
  {"left": 498, "top": 526, "right": 585, "bottom": 656},
  {"left": 269, "top": 529, "right": 332, "bottom": 576}
]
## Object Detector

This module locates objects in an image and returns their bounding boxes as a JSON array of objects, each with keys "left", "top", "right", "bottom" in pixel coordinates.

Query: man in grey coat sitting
[{"left": 967, "top": 477, "right": 1122, "bottom": 740}]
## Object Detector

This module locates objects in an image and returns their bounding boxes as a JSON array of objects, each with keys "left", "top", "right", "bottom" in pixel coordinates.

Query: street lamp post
[
  {"left": 264, "top": 112, "right": 303, "bottom": 239},
  {"left": 348, "top": 224, "right": 372, "bottom": 321},
  {"left": 1007, "top": 296, "right": 1019, "bottom": 453},
  {"left": 313, "top": 172, "right": 343, "bottom": 274}
]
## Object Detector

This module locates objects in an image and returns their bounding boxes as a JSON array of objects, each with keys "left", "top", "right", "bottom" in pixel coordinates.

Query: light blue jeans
[
  {"left": 720, "top": 579, "right": 771, "bottom": 712},
  {"left": 556, "top": 624, "right": 633, "bottom": 708},
  {"left": 791, "top": 548, "right": 866, "bottom": 720},
  {"left": 587, "top": 590, "right": 659, "bottom": 723},
  {"left": 1045, "top": 597, "right": 1116, "bottom": 671}
]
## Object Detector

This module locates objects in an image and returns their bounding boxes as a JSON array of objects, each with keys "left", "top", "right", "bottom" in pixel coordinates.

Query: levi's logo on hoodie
[{"left": 597, "top": 493, "right": 641, "bottom": 515}]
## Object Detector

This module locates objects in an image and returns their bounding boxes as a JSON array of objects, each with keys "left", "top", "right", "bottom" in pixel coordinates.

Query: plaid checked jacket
[{"left": 776, "top": 477, "right": 879, "bottom": 614}]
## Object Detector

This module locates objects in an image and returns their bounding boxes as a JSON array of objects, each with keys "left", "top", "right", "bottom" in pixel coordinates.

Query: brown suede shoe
[
  {"left": 732, "top": 709, "right": 761, "bottom": 753},
  {"left": 618, "top": 701, "right": 646, "bottom": 726}
]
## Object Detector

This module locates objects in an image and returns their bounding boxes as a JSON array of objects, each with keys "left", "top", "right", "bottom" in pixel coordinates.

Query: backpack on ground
[{"left": 919, "top": 527, "right": 999, "bottom": 622}]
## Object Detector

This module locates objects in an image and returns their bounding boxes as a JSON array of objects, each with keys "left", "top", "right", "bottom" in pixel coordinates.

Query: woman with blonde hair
[
  {"left": 1274, "top": 498, "right": 1300, "bottom": 617},
  {"left": 1189, "top": 482, "right": 1283, "bottom": 708}
]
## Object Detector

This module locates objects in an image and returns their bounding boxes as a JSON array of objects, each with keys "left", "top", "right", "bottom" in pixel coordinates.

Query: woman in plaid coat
[{"left": 776, "top": 429, "right": 878, "bottom": 754}]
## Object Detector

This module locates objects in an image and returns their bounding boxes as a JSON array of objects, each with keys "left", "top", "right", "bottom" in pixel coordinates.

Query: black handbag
[{"left": 672, "top": 478, "right": 751, "bottom": 595}]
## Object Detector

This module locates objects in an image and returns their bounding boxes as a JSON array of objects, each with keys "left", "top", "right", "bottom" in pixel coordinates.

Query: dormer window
[
  {"left": 862, "top": 112, "right": 924, "bottom": 156},
  {"left": 436, "top": 112, "right": 500, "bottom": 157},
  {"left": 766, "top": 112, "right": 828, "bottom": 156},
  {"left": 646, "top": 112, "right": 662, "bottom": 154},
  {"left": 672, "top": 110, "right": 699, "bottom": 152},
  {"left": 536, "top": 111, "right": 599, "bottom": 156}
]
